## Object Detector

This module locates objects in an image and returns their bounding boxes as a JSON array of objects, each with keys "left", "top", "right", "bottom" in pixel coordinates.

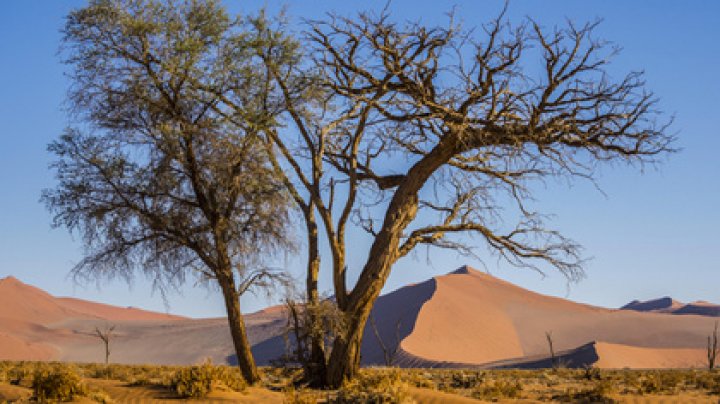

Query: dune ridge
[
  {"left": 1, "top": 269, "right": 718, "bottom": 369},
  {"left": 621, "top": 296, "right": 719, "bottom": 317}
]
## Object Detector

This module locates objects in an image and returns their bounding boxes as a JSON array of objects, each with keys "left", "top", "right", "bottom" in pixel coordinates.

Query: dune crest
[
  {"left": 1, "top": 269, "right": 718, "bottom": 369},
  {"left": 621, "top": 296, "right": 720, "bottom": 317}
]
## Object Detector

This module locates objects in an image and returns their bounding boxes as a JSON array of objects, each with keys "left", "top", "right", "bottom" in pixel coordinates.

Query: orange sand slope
[
  {"left": 363, "top": 266, "right": 718, "bottom": 369},
  {"left": 0, "top": 268, "right": 717, "bottom": 369}
]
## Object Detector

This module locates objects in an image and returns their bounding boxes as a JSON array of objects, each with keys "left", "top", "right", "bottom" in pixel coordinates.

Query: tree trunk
[
  {"left": 305, "top": 206, "right": 328, "bottom": 385},
  {"left": 326, "top": 306, "right": 368, "bottom": 387},
  {"left": 326, "top": 140, "right": 458, "bottom": 388},
  {"left": 217, "top": 271, "right": 260, "bottom": 384}
]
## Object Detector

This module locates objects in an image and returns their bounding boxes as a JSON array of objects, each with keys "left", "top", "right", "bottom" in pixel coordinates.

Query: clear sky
[{"left": 0, "top": 1, "right": 718, "bottom": 318}]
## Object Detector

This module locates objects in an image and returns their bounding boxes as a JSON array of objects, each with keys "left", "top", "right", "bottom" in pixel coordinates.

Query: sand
[
  {"left": 367, "top": 266, "right": 719, "bottom": 369},
  {"left": 1, "top": 267, "right": 718, "bottom": 369}
]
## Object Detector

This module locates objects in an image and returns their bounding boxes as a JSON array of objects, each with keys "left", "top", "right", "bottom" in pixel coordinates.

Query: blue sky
[{"left": 0, "top": 1, "right": 718, "bottom": 318}]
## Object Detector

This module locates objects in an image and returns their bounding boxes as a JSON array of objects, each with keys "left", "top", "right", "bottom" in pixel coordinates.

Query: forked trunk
[
  {"left": 218, "top": 272, "right": 260, "bottom": 384},
  {"left": 325, "top": 140, "right": 457, "bottom": 388}
]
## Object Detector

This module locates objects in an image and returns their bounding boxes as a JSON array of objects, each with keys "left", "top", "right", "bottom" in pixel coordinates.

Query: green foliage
[
  {"left": 169, "top": 361, "right": 247, "bottom": 398},
  {"left": 32, "top": 365, "right": 88, "bottom": 402}
]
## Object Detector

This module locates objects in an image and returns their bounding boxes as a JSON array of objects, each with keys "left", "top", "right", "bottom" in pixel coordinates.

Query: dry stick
[
  {"left": 370, "top": 313, "right": 403, "bottom": 366},
  {"left": 94, "top": 324, "right": 116, "bottom": 365},
  {"left": 545, "top": 331, "right": 557, "bottom": 369},
  {"left": 708, "top": 320, "right": 719, "bottom": 370},
  {"left": 370, "top": 313, "right": 391, "bottom": 366}
]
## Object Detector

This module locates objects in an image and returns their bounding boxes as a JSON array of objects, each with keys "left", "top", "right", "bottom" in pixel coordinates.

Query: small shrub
[
  {"left": 554, "top": 385, "right": 616, "bottom": 403},
  {"left": 88, "top": 390, "right": 114, "bottom": 403},
  {"left": 331, "top": 370, "right": 414, "bottom": 403},
  {"left": 471, "top": 380, "right": 523, "bottom": 401},
  {"left": 399, "top": 371, "right": 434, "bottom": 389},
  {"left": 284, "top": 386, "right": 322, "bottom": 404},
  {"left": 32, "top": 366, "right": 88, "bottom": 402},
  {"left": 170, "top": 361, "right": 247, "bottom": 398},
  {"left": 434, "top": 370, "right": 484, "bottom": 391}
]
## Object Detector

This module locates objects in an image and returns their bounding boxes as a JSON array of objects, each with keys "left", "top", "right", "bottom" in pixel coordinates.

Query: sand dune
[
  {"left": 362, "top": 266, "right": 718, "bottom": 369},
  {"left": 1, "top": 268, "right": 717, "bottom": 369},
  {"left": 0, "top": 276, "right": 83, "bottom": 324},
  {"left": 621, "top": 296, "right": 720, "bottom": 317},
  {"left": 592, "top": 342, "right": 706, "bottom": 368},
  {"left": 0, "top": 332, "right": 56, "bottom": 361},
  {"left": 55, "top": 297, "right": 185, "bottom": 322}
]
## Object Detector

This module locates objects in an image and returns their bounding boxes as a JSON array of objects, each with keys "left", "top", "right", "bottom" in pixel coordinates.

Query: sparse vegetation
[
  {"left": 472, "top": 380, "right": 523, "bottom": 400},
  {"left": 169, "top": 361, "right": 247, "bottom": 398},
  {"left": 331, "top": 370, "right": 413, "bottom": 403},
  {"left": 31, "top": 365, "right": 88, "bottom": 402},
  {"left": 553, "top": 380, "right": 616, "bottom": 403},
  {"left": 3, "top": 362, "right": 720, "bottom": 402}
]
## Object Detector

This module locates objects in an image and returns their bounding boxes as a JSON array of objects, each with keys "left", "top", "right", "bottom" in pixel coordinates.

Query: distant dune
[
  {"left": 621, "top": 296, "right": 720, "bottom": 317},
  {"left": 55, "top": 297, "right": 186, "bottom": 322},
  {"left": 0, "top": 268, "right": 717, "bottom": 369}
]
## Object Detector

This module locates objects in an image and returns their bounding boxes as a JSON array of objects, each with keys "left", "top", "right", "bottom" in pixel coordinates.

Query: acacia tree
[
  {"left": 245, "top": 10, "right": 674, "bottom": 386},
  {"left": 43, "top": 0, "right": 294, "bottom": 384}
]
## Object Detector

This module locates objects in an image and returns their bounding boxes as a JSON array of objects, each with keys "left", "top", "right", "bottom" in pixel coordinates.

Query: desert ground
[
  {"left": 1, "top": 362, "right": 720, "bottom": 403},
  {"left": 2, "top": 267, "right": 720, "bottom": 402}
]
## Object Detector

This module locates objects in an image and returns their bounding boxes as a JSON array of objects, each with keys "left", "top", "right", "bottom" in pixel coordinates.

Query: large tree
[
  {"left": 43, "top": 0, "right": 293, "bottom": 383},
  {"left": 245, "top": 10, "right": 674, "bottom": 386}
]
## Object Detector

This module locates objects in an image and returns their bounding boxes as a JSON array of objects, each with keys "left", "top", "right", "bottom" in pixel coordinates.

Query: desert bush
[
  {"left": 284, "top": 386, "right": 325, "bottom": 404},
  {"left": 32, "top": 365, "right": 88, "bottom": 402},
  {"left": 471, "top": 380, "right": 523, "bottom": 401},
  {"left": 695, "top": 372, "right": 720, "bottom": 395},
  {"left": 397, "top": 370, "right": 434, "bottom": 389},
  {"left": 170, "top": 361, "right": 247, "bottom": 398},
  {"left": 449, "top": 371, "right": 482, "bottom": 389},
  {"left": 581, "top": 365, "right": 603, "bottom": 381},
  {"left": 5, "top": 362, "right": 37, "bottom": 387},
  {"left": 634, "top": 372, "right": 681, "bottom": 395},
  {"left": 88, "top": 390, "right": 114, "bottom": 403},
  {"left": 553, "top": 382, "right": 616, "bottom": 404},
  {"left": 331, "top": 370, "right": 414, "bottom": 403},
  {"left": 432, "top": 370, "right": 486, "bottom": 391}
]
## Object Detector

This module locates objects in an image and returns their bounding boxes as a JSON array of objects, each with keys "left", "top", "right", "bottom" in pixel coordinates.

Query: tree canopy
[{"left": 44, "top": 0, "right": 295, "bottom": 383}]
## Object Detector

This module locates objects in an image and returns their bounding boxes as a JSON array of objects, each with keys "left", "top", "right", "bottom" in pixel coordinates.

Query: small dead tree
[
  {"left": 370, "top": 313, "right": 402, "bottom": 367},
  {"left": 708, "top": 321, "right": 719, "bottom": 370},
  {"left": 545, "top": 331, "right": 557, "bottom": 369},
  {"left": 94, "top": 324, "right": 116, "bottom": 365}
]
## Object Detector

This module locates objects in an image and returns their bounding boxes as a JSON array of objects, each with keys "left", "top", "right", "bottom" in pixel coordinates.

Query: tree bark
[
  {"left": 326, "top": 304, "right": 369, "bottom": 387},
  {"left": 217, "top": 270, "right": 260, "bottom": 384},
  {"left": 304, "top": 205, "right": 328, "bottom": 385}
]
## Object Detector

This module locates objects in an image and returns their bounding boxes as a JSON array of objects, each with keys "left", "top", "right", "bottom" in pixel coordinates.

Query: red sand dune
[
  {"left": 55, "top": 297, "right": 185, "bottom": 322},
  {"left": 0, "top": 269, "right": 717, "bottom": 369},
  {"left": 363, "top": 266, "right": 719, "bottom": 369},
  {"left": 0, "top": 333, "right": 56, "bottom": 361}
]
